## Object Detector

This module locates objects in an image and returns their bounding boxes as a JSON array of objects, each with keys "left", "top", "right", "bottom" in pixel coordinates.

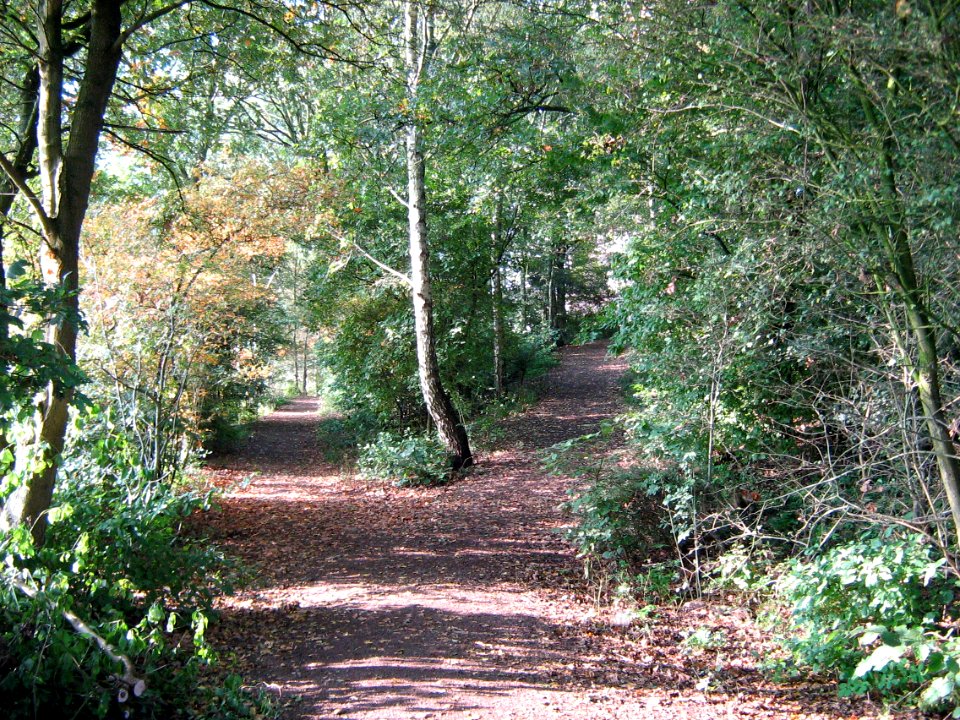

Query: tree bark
[
  {"left": 302, "top": 334, "right": 309, "bottom": 393},
  {"left": 2, "top": 0, "right": 123, "bottom": 546},
  {"left": 404, "top": 0, "right": 472, "bottom": 469},
  {"left": 548, "top": 241, "right": 568, "bottom": 345},
  {"left": 856, "top": 69, "right": 960, "bottom": 548},
  {"left": 491, "top": 200, "right": 505, "bottom": 396},
  {"left": 885, "top": 223, "right": 960, "bottom": 548}
]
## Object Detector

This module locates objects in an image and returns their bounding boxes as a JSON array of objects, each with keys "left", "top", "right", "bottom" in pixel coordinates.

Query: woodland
[{"left": 1, "top": 0, "right": 959, "bottom": 718}]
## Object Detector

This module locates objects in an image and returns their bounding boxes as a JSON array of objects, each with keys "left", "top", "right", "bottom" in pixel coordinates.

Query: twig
[
  {"left": 387, "top": 186, "right": 410, "bottom": 209},
  {"left": 8, "top": 573, "right": 146, "bottom": 697}
]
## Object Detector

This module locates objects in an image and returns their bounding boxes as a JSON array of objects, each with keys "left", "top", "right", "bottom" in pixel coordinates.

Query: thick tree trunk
[
  {"left": 2, "top": 0, "right": 123, "bottom": 545},
  {"left": 404, "top": 0, "right": 472, "bottom": 469}
]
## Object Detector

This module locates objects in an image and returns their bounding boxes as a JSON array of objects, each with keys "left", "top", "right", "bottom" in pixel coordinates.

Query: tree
[
  {"left": 82, "top": 160, "right": 326, "bottom": 475},
  {"left": 0, "top": 0, "right": 127, "bottom": 545},
  {"left": 402, "top": 0, "right": 472, "bottom": 468},
  {"left": 0, "top": 0, "right": 345, "bottom": 543},
  {"left": 578, "top": 0, "right": 960, "bottom": 562}
]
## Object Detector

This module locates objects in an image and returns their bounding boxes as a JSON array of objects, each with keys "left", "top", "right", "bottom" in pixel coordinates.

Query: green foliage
[
  {"left": 779, "top": 531, "right": 960, "bottom": 710},
  {"left": 707, "top": 543, "right": 778, "bottom": 599},
  {"left": 681, "top": 627, "right": 728, "bottom": 652},
  {"left": 0, "top": 262, "right": 86, "bottom": 415},
  {"left": 315, "top": 292, "right": 424, "bottom": 427},
  {"left": 358, "top": 431, "right": 451, "bottom": 487},
  {"left": 559, "top": 466, "right": 654, "bottom": 570},
  {"left": 573, "top": 307, "right": 618, "bottom": 345},
  {"left": 615, "top": 563, "right": 678, "bottom": 606},
  {"left": 547, "top": 427, "right": 670, "bottom": 589},
  {"left": 315, "top": 416, "right": 352, "bottom": 461},
  {"left": 503, "top": 332, "right": 560, "bottom": 390},
  {"left": 0, "top": 409, "right": 268, "bottom": 719}
]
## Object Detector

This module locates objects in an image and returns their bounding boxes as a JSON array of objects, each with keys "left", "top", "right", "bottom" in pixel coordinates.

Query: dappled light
[
  {"left": 195, "top": 345, "right": 895, "bottom": 719},
  {"left": 2, "top": 1, "right": 955, "bottom": 717}
]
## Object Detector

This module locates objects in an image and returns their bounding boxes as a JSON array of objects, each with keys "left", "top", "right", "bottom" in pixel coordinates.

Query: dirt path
[{"left": 200, "top": 343, "right": 905, "bottom": 720}]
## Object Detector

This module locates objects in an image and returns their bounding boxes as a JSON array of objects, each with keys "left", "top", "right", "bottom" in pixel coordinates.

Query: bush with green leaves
[
  {"left": 503, "top": 332, "right": 559, "bottom": 391},
  {"left": 358, "top": 431, "right": 451, "bottom": 487},
  {"left": 315, "top": 414, "right": 375, "bottom": 463},
  {"left": 1, "top": 260, "right": 87, "bottom": 421},
  {"left": 546, "top": 427, "right": 670, "bottom": 588},
  {"left": 779, "top": 531, "right": 960, "bottom": 712},
  {"left": 0, "top": 407, "right": 271, "bottom": 719},
  {"left": 560, "top": 468, "right": 659, "bottom": 572}
]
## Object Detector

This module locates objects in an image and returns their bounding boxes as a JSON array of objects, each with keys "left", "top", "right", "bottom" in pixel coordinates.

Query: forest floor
[{"left": 197, "top": 343, "right": 916, "bottom": 720}]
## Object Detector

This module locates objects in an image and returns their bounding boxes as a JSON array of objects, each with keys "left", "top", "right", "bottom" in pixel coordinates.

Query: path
[{"left": 200, "top": 343, "right": 905, "bottom": 720}]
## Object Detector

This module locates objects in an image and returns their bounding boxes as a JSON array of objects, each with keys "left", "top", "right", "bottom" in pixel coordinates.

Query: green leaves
[
  {"left": 0, "top": 414, "right": 255, "bottom": 718},
  {"left": 923, "top": 675, "right": 956, "bottom": 707},
  {"left": 853, "top": 641, "right": 905, "bottom": 677},
  {"left": 0, "top": 274, "right": 88, "bottom": 421},
  {"left": 358, "top": 431, "right": 451, "bottom": 487},
  {"left": 781, "top": 532, "right": 960, "bottom": 708}
]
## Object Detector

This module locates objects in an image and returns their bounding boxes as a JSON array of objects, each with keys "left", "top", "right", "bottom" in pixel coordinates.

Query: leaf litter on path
[{"left": 196, "top": 346, "right": 918, "bottom": 720}]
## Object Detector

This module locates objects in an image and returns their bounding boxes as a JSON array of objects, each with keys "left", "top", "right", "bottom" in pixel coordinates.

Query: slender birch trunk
[
  {"left": 491, "top": 198, "right": 505, "bottom": 396},
  {"left": 548, "top": 241, "right": 568, "bottom": 344},
  {"left": 404, "top": 0, "right": 472, "bottom": 468}
]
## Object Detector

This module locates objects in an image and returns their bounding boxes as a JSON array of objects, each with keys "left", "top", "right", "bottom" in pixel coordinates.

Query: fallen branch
[{"left": 7, "top": 572, "right": 146, "bottom": 697}]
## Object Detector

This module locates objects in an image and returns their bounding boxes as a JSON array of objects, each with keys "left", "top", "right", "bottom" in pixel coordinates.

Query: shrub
[
  {"left": 779, "top": 530, "right": 960, "bottom": 711},
  {"left": 0, "top": 408, "right": 271, "bottom": 719},
  {"left": 503, "top": 333, "right": 559, "bottom": 391},
  {"left": 358, "top": 431, "right": 450, "bottom": 487},
  {"left": 316, "top": 411, "right": 379, "bottom": 464},
  {"left": 560, "top": 468, "right": 656, "bottom": 572},
  {"left": 547, "top": 427, "right": 670, "bottom": 592}
]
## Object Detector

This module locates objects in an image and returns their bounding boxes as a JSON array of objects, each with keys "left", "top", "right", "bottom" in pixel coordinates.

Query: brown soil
[{"left": 198, "top": 343, "right": 915, "bottom": 720}]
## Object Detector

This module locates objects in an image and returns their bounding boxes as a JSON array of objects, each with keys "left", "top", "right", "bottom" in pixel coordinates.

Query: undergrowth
[
  {"left": 358, "top": 431, "right": 451, "bottom": 486},
  {"left": 553, "top": 419, "right": 960, "bottom": 715},
  {"left": 0, "top": 407, "right": 273, "bottom": 719}
]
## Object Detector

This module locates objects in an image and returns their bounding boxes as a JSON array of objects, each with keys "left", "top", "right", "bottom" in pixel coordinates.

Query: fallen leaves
[{"left": 194, "top": 349, "right": 920, "bottom": 720}]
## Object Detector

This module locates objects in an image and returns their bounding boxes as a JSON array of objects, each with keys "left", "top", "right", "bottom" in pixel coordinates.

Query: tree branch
[
  {"left": 8, "top": 572, "right": 147, "bottom": 697},
  {"left": 119, "top": 0, "right": 193, "bottom": 46},
  {"left": 352, "top": 241, "right": 411, "bottom": 287},
  {"left": 387, "top": 186, "right": 410, "bottom": 208},
  {"left": 0, "top": 152, "right": 54, "bottom": 238}
]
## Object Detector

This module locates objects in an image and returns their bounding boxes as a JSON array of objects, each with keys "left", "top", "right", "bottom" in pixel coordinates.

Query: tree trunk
[
  {"left": 293, "top": 329, "right": 301, "bottom": 393},
  {"left": 885, "top": 223, "right": 960, "bottom": 548},
  {"left": 520, "top": 250, "right": 530, "bottom": 332},
  {"left": 548, "top": 241, "right": 568, "bottom": 345},
  {"left": 858, "top": 72, "right": 960, "bottom": 548},
  {"left": 491, "top": 201, "right": 505, "bottom": 396},
  {"left": 291, "top": 255, "right": 303, "bottom": 394},
  {"left": 2, "top": 0, "right": 123, "bottom": 546},
  {"left": 302, "top": 334, "right": 309, "bottom": 393},
  {"left": 404, "top": 0, "right": 472, "bottom": 469}
]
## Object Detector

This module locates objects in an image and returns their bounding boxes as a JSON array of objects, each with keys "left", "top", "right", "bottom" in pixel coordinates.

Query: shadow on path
[{"left": 200, "top": 343, "right": 896, "bottom": 720}]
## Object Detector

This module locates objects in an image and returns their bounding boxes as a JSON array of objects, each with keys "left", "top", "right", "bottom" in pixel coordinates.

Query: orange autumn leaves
[{"left": 80, "top": 161, "right": 334, "bottom": 448}]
